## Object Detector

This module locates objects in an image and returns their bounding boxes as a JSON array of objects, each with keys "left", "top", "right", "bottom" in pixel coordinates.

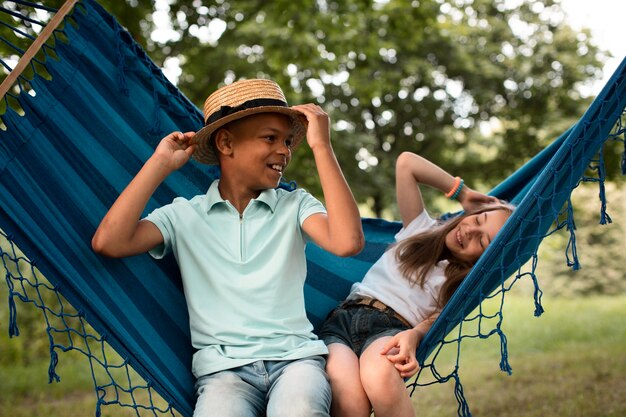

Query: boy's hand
[
  {"left": 154, "top": 131, "right": 196, "bottom": 171},
  {"left": 291, "top": 104, "right": 331, "bottom": 150},
  {"left": 458, "top": 187, "right": 498, "bottom": 212},
  {"left": 380, "top": 329, "right": 421, "bottom": 378}
]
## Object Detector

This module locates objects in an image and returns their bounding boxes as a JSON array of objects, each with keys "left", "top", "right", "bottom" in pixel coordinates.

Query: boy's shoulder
[
  {"left": 274, "top": 186, "right": 318, "bottom": 203},
  {"left": 170, "top": 194, "right": 205, "bottom": 206},
  {"left": 153, "top": 194, "right": 208, "bottom": 217},
  {"left": 273, "top": 187, "right": 326, "bottom": 221}
]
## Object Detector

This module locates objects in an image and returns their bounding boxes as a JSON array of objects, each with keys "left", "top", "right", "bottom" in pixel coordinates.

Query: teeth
[
  {"left": 456, "top": 229, "right": 462, "bottom": 247},
  {"left": 271, "top": 164, "right": 283, "bottom": 172}
]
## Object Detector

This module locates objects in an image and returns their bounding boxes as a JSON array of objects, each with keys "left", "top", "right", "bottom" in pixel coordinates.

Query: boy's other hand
[
  {"left": 291, "top": 104, "right": 331, "bottom": 151},
  {"left": 154, "top": 131, "right": 196, "bottom": 171}
]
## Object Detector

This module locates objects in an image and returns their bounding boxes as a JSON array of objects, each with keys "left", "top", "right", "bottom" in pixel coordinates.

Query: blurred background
[{"left": 1, "top": 1, "right": 624, "bottom": 416}]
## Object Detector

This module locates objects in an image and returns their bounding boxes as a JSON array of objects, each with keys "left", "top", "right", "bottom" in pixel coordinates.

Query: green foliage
[
  {"left": 94, "top": 0, "right": 609, "bottom": 216},
  {"left": 532, "top": 179, "right": 626, "bottom": 297},
  {"left": 0, "top": 1, "right": 612, "bottom": 214}
]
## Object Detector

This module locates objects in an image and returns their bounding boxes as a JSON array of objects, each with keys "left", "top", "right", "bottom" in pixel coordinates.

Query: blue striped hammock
[{"left": 1, "top": 1, "right": 625, "bottom": 416}]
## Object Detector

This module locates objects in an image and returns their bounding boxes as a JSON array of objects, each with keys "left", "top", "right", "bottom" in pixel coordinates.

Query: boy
[{"left": 92, "top": 79, "right": 364, "bottom": 417}]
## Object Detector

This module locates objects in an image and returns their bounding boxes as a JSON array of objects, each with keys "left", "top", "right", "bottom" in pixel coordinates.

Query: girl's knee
[
  {"left": 359, "top": 355, "right": 406, "bottom": 403},
  {"left": 360, "top": 352, "right": 399, "bottom": 383}
]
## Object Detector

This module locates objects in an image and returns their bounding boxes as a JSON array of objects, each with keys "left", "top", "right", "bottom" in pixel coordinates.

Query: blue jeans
[{"left": 193, "top": 356, "right": 331, "bottom": 417}]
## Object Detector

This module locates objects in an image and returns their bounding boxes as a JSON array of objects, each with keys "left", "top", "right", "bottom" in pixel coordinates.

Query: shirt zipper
[{"left": 239, "top": 213, "right": 244, "bottom": 261}]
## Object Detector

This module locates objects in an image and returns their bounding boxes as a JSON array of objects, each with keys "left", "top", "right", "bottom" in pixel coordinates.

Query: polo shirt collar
[{"left": 204, "top": 180, "right": 278, "bottom": 213}]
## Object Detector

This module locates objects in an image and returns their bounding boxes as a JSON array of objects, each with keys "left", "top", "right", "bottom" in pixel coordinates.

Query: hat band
[{"left": 205, "top": 98, "right": 288, "bottom": 126}]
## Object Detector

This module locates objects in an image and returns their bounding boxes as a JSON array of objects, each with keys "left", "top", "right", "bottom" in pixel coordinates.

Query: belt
[{"left": 341, "top": 296, "right": 412, "bottom": 328}]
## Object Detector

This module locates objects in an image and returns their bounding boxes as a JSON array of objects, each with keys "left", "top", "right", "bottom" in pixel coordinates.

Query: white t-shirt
[{"left": 349, "top": 210, "right": 447, "bottom": 327}]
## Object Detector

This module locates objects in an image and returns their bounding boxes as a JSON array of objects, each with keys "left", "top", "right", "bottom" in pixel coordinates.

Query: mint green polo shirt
[{"left": 145, "top": 180, "right": 328, "bottom": 377}]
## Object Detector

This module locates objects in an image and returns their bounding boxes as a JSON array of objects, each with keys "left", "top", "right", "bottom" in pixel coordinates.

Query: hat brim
[{"left": 192, "top": 107, "right": 308, "bottom": 165}]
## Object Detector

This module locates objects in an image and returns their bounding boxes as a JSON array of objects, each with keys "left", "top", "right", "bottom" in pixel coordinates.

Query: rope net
[{"left": 1, "top": 1, "right": 625, "bottom": 416}]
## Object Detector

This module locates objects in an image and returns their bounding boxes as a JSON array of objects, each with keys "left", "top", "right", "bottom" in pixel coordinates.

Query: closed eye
[{"left": 476, "top": 214, "right": 488, "bottom": 248}]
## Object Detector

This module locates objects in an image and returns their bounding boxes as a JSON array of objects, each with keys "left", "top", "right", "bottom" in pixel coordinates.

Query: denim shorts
[{"left": 318, "top": 303, "right": 411, "bottom": 357}]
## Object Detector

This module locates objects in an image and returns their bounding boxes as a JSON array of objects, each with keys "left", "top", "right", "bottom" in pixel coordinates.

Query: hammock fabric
[{"left": 1, "top": 1, "right": 625, "bottom": 416}]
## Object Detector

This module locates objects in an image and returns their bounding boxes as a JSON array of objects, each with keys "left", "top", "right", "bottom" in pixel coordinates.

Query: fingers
[
  {"left": 380, "top": 337, "right": 399, "bottom": 356},
  {"left": 291, "top": 104, "right": 330, "bottom": 149},
  {"left": 385, "top": 353, "right": 406, "bottom": 365},
  {"left": 184, "top": 143, "right": 197, "bottom": 156},
  {"left": 166, "top": 131, "right": 195, "bottom": 147},
  {"left": 291, "top": 103, "right": 325, "bottom": 114},
  {"left": 167, "top": 131, "right": 195, "bottom": 139},
  {"left": 385, "top": 348, "right": 410, "bottom": 364},
  {"left": 385, "top": 350, "right": 419, "bottom": 377},
  {"left": 395, "top": 359, "right": 419, "bottom": 378},
  {"left": 291, "top": 103, "right": 329, "bottom": 123}
]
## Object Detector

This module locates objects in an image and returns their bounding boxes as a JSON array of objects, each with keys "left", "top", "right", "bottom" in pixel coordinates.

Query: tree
[
  {"left": 2, "top": 0, "right": 610, "bottom": 217},
  {"left": 105, "top": 0, "right": 608, "bottom": 217}
]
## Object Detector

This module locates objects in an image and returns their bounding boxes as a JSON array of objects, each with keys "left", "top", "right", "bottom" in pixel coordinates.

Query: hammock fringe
[
  {"left": 528, "top": 255, "right": 545, "bottom": 317},
  {"left": 6, "top": 274, "right": 20, "bottom": 337},
  {"left": 565, "top": 199, "right": 581, "bottom": 270},
  {"left": 453, "top": 373, "right": 472, "bottom": 417},
  {"left": 1, "top": 1, "right": 625, "bottom": 417},
  {"left": 48, "top": 342, "right": 61, "bottom": 383},
  {"left": 497, "top": 328, "right": 513, "bottom": 375}
]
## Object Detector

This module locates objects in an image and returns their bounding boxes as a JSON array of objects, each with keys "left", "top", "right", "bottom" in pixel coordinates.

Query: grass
[
  {"left": 0, "top": 350, "right": 178, "bottom": 417},
  {"left": 1, "top": 292, "right": 625, "bottom": 417},
  {"left": 412, "top": 292, "right": 626, "bottom": 417}
]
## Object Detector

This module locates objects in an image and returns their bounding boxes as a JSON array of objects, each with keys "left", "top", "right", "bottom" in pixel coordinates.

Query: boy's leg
[
  {"left": 193, "top": 368, "right": 265, "bottom": 417},
  {"left": 266, "top": 356, "right": 331, "bottom": 417}
]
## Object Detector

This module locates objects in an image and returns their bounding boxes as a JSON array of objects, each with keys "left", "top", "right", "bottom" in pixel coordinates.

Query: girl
[{"left": 318, "top": 151, "right": 514, "bottom": 417}]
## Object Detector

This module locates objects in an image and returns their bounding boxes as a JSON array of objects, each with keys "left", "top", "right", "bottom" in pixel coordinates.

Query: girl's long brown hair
[{"left": 395, "top": 202, "right": 515, "bottom": 308}]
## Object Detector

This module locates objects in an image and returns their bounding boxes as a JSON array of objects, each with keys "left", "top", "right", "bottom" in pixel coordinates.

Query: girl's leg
[
  {"left": 326, "top": 343, "right": 372, "bottom": 417},
  {"left": 359, "top": 337, "right": 415, "bottom": 417}
]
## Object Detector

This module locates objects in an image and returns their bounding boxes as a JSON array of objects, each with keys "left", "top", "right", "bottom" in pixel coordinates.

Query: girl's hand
[
  {"left": 457, "top": 187, "right": 498, "bottom": 212},
  {"left": 380, "top": 329, "right": 421, "bottom": 378},
  {"left": 153, "top": 131, "right": 196, "bottom": 171},
  {"left": 290, "top": 104, "right": 331, "bottom": 151}
]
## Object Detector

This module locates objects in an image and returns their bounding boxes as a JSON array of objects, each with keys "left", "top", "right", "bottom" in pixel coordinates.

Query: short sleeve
[
  {"left": 296, "top": 189, "right": 327, "bottom": 226},
  {"left": 394, "top": 210, "right": 436, "bottom": 242},
  {"left": 143, "top": 200, "right": 181, "bottom": 259}
]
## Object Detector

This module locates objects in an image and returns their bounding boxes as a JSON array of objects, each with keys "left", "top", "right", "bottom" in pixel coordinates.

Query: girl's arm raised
[{"left": 395, "top": 152, "right": 496, "bottom": 227}]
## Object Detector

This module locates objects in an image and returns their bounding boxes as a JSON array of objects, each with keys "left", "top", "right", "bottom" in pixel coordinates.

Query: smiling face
[
  {"left": 444, "top": 209, "right": 510, "bottom": 263},
  {"left": 217, "top": 112, "right": 295, "bottom": 191}
]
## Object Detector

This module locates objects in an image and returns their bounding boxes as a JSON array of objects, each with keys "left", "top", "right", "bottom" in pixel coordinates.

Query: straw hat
[{"left": 192, "top": 79, "right": 307, "bottom": 165}]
